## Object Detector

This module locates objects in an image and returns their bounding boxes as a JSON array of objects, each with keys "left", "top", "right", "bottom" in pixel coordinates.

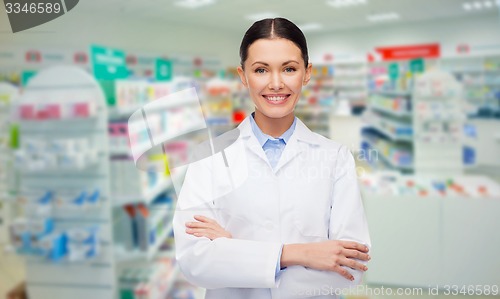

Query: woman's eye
[
  {"left": 255, "top": 68, "right": 266, "bottom": 74},
  {"left": 284, "top": 67, "right": 296, "bottom": 73}
]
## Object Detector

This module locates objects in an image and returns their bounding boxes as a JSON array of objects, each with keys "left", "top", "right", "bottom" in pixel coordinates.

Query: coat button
[{"left": 264, "top": 221, "right": 274, "bottom": 231}]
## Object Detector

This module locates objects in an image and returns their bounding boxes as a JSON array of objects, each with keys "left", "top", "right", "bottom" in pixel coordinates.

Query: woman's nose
[{"left": 268, "top": 72, "right": 284, "bottom": 90}]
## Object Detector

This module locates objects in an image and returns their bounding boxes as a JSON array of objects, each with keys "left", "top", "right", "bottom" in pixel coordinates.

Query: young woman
[{"left": 173, "top": 18, "right": 371, "bottom": 299}]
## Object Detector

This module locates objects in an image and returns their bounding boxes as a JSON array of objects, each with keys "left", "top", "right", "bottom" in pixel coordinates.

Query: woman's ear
[
  {"left": 303, "top": 63, "right": 312, "bottom": 86},
  {"left": 237, "top": 66, "right": 248, "bottom": 87}
]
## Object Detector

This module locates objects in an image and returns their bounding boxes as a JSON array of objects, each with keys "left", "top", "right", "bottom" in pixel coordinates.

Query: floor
[{"left": 0, "top": 245, "right": 25, "bottom": 299}]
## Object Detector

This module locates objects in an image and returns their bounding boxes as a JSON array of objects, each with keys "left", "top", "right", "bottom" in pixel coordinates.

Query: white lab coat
[{"left": 173, "top": 116, "right": 371, "bottom": 299}]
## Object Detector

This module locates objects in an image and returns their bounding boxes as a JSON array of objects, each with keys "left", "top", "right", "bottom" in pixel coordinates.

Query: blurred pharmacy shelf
[
  {"left": 12, "top": 66, "right": 116, "bottom": 299},
  {"left": 112, "top": 170, "right": 184, "bottom": 207},
  {"left": 440, "top": 54, "right": 500, "bottom": 118},
  {"left": 8, "top": 68, "right": 198, "bottom": 299},
  {"left": 114, "top": 222, "right": 174, "bottom": 263},
  {"left": 0, "top": 83, "right": 18, "bottom": 245}
]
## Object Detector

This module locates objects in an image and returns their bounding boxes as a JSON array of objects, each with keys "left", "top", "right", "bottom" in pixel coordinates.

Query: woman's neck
[{"left": 253, "top": 110, "right": 295, "bottom": 138}]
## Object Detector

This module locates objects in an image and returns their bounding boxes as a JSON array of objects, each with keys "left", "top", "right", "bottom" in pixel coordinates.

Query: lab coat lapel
[
  {"left": 273, "top": 136, "right": 304, "bottom": 173},
  {"left": 237, "top": 117, "right": 270, "bottom": 165},
  {"left": 236, "top": 116, "right": 320, "bottom": 172},
  {"left": 274, "top": 118, "right": 319, "bottom": 173}
]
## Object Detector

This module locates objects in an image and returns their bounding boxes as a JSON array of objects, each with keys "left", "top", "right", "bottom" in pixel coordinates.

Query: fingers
[
  {"left": 185, "top": 216, "right": 232, "bottom": 240},
  {"left": 186, "top": 228, "right": 214, "bottom": 239},
  {"left": 193, "top": 215, "right": 216, "bottom": 224},
  {"left": 186, "top": 226, "right": 231, "bottom": 240},
  {"left": 332, "top": 259, "right": 368, "bottom": 281},
  {"left": 343, "top": 249, "right": 371, "bottom": 261},
  {"left": 340, "top": 241, "right": 369, "bottom": 253},
  {"left": 339, "top": 256, "right": 368, "bottom": 272},
  {"left": 186, "top": 221, "right": 214, "bottom": 229},
  {"left": 332, "top": 265, "right": 355, "bottom": 281}
]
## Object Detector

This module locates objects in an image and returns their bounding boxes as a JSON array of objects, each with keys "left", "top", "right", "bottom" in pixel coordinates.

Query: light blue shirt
[
  {"left": 249, "top": 113, "right": 297, "bottom": 169},
  {"left": 249, "top": 113, "right": 297, "bottom": 277}
]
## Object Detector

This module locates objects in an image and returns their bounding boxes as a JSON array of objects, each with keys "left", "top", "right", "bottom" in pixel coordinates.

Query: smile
[{"left": 262, "top": 94, "right": 291, "bottom": 104}]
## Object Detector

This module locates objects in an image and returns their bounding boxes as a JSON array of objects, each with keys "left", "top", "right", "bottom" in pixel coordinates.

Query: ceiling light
[
  {"left": 462, "top": 0, "right": 498, "bottom": 11},
  {"left": 327, "top": 0, "right": 368, "bottom": 8},
  {"left": 367, "top": 12, "right": 400, "bottom": 22},
  {"left": 174, "top": 0, "right": 215, "bottom": 9},
  {"left": 245, "top": 12, "right": 280, "bottom": 21},
  {"left": 298, "top": 23, "right": 323, "bottom": 32}
]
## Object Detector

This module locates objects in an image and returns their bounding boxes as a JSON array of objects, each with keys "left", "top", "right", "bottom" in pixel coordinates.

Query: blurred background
[{"left": 1, "top": 0, "right": 500, "bottom": 298}]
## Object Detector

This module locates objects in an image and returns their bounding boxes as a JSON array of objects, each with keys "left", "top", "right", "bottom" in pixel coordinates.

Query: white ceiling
[{"left": 72, "top": 0, "right": 499, "bottom": 34}]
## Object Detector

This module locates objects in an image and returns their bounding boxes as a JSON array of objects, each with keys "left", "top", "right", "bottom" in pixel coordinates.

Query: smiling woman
[
  {"left": 238, "top": 38, "right": 309, "bottom": 131},
  {"left": 173, "top": 17, "right": 371, "bottom": 299},
  {"left": 237, "top": 18, "right": 312, "bottom": 136}
]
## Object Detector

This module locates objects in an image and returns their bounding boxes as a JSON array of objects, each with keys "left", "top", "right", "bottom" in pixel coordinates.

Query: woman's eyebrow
[{"left": 251, "top": 60, "right": 300, "bottom": 66}]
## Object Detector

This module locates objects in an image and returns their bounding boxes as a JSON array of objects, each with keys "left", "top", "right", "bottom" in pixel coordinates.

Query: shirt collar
[{"left": 249, "top": 112, "right": 297, "bottom": 147}]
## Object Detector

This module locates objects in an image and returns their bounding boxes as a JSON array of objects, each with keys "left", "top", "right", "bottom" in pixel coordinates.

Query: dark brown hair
[{"left": 239, "top": 18, "right": 309, "bottom": 69}]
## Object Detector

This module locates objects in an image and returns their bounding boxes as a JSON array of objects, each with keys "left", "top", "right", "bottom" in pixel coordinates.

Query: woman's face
[{"left": 237, "top": 38, "right": 312, "bottom": 120}]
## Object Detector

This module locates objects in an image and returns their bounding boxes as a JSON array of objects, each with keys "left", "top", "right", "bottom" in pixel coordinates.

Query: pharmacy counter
[{"left": 361, "top": 173, "right": 500, "bottom": 289}]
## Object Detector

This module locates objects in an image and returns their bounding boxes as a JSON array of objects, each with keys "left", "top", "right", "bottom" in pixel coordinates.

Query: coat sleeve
[
  {"left": 172, "top": 154, "right": 283, "bottom": 289},
  {"left": 273, "top": 145, "right": 372, "bottom": 298}
]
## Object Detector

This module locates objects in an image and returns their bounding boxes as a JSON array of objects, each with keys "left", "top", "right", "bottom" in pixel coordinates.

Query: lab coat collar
[
  {"left": 238, "top": 115, "right": 321, "bottom": 146},
  {"left": 294, "top": 118, "right": 322, "bottom": 146},
  {"left": 237, "top": 115, "right": 322, "bottom": 172},
  {"left": 249, "top": 112, "right": 296, "bottom": 147},
  {"left": 238, "top": 117, "right": 269, "bottom": 164}
]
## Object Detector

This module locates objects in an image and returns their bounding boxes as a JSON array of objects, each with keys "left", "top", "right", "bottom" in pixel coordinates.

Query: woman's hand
[
  {"left": 185, "top": 215, "right": 232, "bottom": 240},
  {"left": 281, "top": 240, "right": 370, "bottom": 281}
]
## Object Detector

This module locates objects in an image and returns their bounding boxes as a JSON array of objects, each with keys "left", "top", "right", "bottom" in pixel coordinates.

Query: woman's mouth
[{"left": 262, "top": 94, "right": 291, "bottom": 105}]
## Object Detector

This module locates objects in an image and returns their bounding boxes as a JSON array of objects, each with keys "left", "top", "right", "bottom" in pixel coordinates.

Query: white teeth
[{"left": 266, "top": 96, "right": 287, "bottom": 101}]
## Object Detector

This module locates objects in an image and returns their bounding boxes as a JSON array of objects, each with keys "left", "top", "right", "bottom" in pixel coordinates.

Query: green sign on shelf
[
  {"left": 155, "top": 58, "right": 173, "bottom": 81},
  {"left": 388, "top": 63, "right": 399, "bottom": 81},
  {"left": 410, "top": 58, "right": 425, "bottom": 74},
  {"left": 21, "top": 70, "right": 37, "bottom": 86},
  {"left": 90, "top": 45, "right": 128, "bottom": 80}
]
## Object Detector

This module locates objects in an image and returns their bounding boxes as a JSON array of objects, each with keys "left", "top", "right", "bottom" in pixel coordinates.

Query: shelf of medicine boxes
[
  {"left": 112, "top": 169, "right": 185, "bottom": 207},
  {"left": 362, "top": 102, "right": 413, "bottom": 142},
  {"left": 109, "top": 144, "right": 186, "bottom": 260},
  {"left": 0, "top": 103, "right": 10, "bottom": 243},
  {"left": 203, "top": 81, "right": 236, "bottom": 132},
  {"left": 114, "top": 220, "right": 174, "bottom": 263},
  {"left": 331, "top": 61, "right": 368, "bottom": 105},
  {"left": 361, "top": 127, "right": 413, "bottom": 171},
  {"left": 310, "top": 62, "right": 368, "bottom": 99},
  {"left": 118, "top": 259, "right": 181, "bottom": 299},
  {"left": 361, "top": 89, "right": 414, "bottom": 171},
  {"left": 440, "top": 55, "right": 500, "bottom": 116},
  {"left": 298, "top": 66, "right": 335, "bottom": 136},
  {"left": 107, "top": 97, "right": 188, "bottom": 265},
  {"left": 294, "top": 101, "right": 332, "bottom": 137},
  {"left": 111, "top": 166, "right": 184, "bottom": 263}
]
